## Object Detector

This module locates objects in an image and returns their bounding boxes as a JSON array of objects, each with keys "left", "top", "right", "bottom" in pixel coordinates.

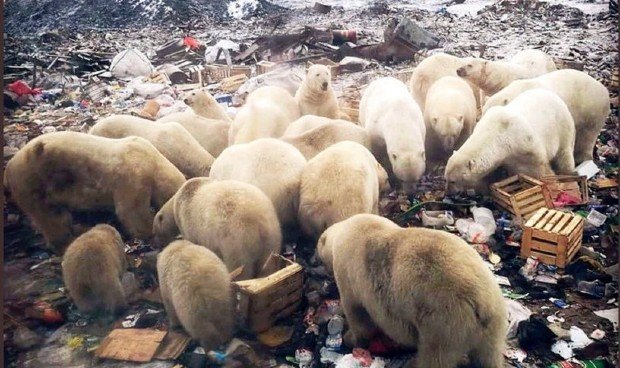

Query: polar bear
[
  {"left": 209, "top": 139, "right": 307, "bottom": 233},
  {"left": 282, "top": 115, "right": 351, "bottom": 137},
  {"left": 295, "top": 65, "right": 340, "bottom": 119},
  {"left": 408, "top": 53, "right": 482, "bottom": 112},
  {"left": 483, "top": 69, "right": 610, "bottom": 164},
  {"left": 281, "top": 120, "right": 371, "bottom": 160},
  {"left": 445, "top": 89, "right": 576, "bottom": 194},
  {"left": 508, "top": 49, "right": 557, "bottom": 76},
  {"left": 62, "top": 224, "right": 128, "bottom": 315},
  {"left": 157, "top": 239, "right": 234, "bottom": 350},
  {"left": 153, "top": 178, "right": 281, "bottom": 280},
  {"left": 90, "top": 115, "right": 214, "bottom": 178},
  {"left": 359, "top": 77, "right": 426, "bottom": 193},
  {"left": 298, "top": 141, "right": 389, "bottom": 238},
  {"left": 157, "top": 111, "right": 229, "bottom": 157},
  {"left": 4, "top": 132, "right": 185, "bottom": 253},
  {"left": 424, "top": 76, "right": 477, "bottom": 162},
  {"left": 183, "top": 88, "right": 232, "bottom": 122},
  {"left": 229, "top": 86, "right": 301, "bottom": 145},
  {"left": 316, "top": 214, "right": 507, "bottom": 368},
  {"left": 457, "top": 50, "right": 555, "bottom": 96}
]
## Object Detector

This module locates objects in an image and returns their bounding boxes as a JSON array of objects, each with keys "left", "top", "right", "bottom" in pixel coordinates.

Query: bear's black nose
[
  {"left": 183, "top": 98, "right": 190, "bottom": 104},
  {"left": 322, "top": 82, "right": 328, "bottom": 90},
  {"left": 456, "top": 68, "right": 465, "bottom": 77}
]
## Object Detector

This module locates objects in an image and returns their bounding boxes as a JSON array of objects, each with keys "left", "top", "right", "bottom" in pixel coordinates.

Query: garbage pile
[{"left": 3, "top": 0, "right": 618, "bottom": 367}]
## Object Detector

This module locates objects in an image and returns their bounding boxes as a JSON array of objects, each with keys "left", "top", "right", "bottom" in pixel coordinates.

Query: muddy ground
[{"left": 3, "top": 0, "right": 619, "bottom": 367}]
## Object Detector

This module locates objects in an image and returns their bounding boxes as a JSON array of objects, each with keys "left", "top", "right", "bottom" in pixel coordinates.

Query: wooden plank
[
  {"left": 95, "top": 329, "right": 167, "bottom": 363},
  {"left": 527, "top": 239, "right": 559, "bottom": 254},
  {"left": 519, "top": 198, "right": 547, "bottom": 216},
  {"left": 568, "top": 222, "right": 584, "bottom": 244},
  {"left": 515, "top": 186, "right": 542, "bottom": 200},
  {"left": 534, "top": 210, "right": 557, "bottom": 229},
  {"left": 520, "top": 227, "right": 533, "bottom": 258},
  {"left": 565, "top": 237, "right": 582, "bottom": 266},
  {"left": 492, "top": 187, "right": 512, "bottom": 198},
  {"left": 154, "top": 331, "right": 191, "bottom": 360},
  {"left": 525, "top": 208, "right": 548, "bottom": 227},
  {"left": 517, "top": 192, "right": 546, "bottom": 207},
  {"left": 493, "top": 175, "right": 520, "bottom": 188},
  {"left": 529, "top": 250, "right": 558, "bottom": 266},
  {"left": 531, "top": 229, "right": 559, "bottom": 243},
  {"left": 521, "top": 174, "right": 544, "bottom": 187},
  {"left": 503, "top": 182, "right": 525, "bottom": 194},
  {"left": 551, "top": 213, "right": 573, "bottom": 233},
  {"left": 560, "top": 216, "right": 583, "bottom": 236},
  {"left": 556, "top": 236, "right": 567, "bottom": 267},
  {"left": 543, "top": 211, "right": 566, "bottom": 231}
]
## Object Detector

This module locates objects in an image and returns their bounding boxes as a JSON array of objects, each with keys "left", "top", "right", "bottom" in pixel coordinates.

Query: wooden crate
[
  {"left": 206, "top": 65, "right": 251, "bottom": 82},
  {"left": 233, "top": 254, "right": 303, "bottom": 333},
  {"left": 540, "top": 175, "right": 588, "bottom": 206},
  {"left": 491, "top": 174, "right": 552, "bottom": 221},
  {"left": 256, "top": 60, "right": 278, "bottom": 75},
  {"left": 521, "top": 208, "right": 585, "bottom": 267}
]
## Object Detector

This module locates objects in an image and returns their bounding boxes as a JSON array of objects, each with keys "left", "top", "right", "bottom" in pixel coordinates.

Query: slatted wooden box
[
  {"left": 540, "top": 175, "right": 589, "bottom": 206},
  {"left": 206, "top": 65, "right": 252, "bottom": 82},
  {"left": 491, "top": 174, "right": 552, "bottom": 222},
  {"left": 521, "top": 208, "right": 585, "bottom": 268},
  {"left": 233, "top": 254, "right": 303, "bottom": 333}
]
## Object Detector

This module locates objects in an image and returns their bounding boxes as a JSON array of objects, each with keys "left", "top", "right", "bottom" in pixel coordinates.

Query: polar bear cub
[
  {"left": 298, "top": 141, "right": 389, "bottom": 238},
  {"left": 209, "top": 138, "right": 307, "bottom": 232},
  {"left": 153, "top": 178, "right": 281, "bottom": 280},
  {"left": 316, "top": 214, "right": 507, "bottom": 368},
  {"left": 359, "top": 77, "right": 426, "bottom": 193},
  {"left": 157, "top": 240, "right": 234, "bottom": 350},
  {"left": 445, "top": 89, "right": 576, "bottom": 194},
  {"left": 483, "top": 69, "right": 610, "bottom": 164}
]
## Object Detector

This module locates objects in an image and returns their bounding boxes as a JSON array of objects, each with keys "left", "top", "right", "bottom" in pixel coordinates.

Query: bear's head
[
  {"left": 388, "top": 149, "right": 426, "bottom": 191},
  {"left": 183, "top": 88, "right": 217, "bottom": 109},
  {"left": 316, "top": 226, "right": 335, "bottom": 274},
  {"left": 431, "top": 115, "right": 464, "bottom": 151},
  {"left": 306, "top": 64, "right": 332, "bottom": 93},
  {"left": 444, "top": 151, "right": 481, "bottom": 194},
  {"left": 152, "top": 198, "right": 179, "bottom": 249},
  {"left": 457, "top": 59, "right": 487, "bottom": 79}
]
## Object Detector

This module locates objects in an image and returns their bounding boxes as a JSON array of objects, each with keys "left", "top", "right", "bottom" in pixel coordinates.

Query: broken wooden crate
[
  {"left": 256, "top": 60, "right": 279, "bottom": 75},
  {"left": 206, "top": 65, "right": 252, "bottom": 83},
  {"left": 491, "top": 174, "right": 552, "bottom": 221},
  {"left": 540, "top": 175, "right": 589, "bottom": 206},
  {"left": 233, "top": 254, "right": 303, "bottom": 333},
  {"left": 521, "top": 208, "right": 585, "bottom": 268}
]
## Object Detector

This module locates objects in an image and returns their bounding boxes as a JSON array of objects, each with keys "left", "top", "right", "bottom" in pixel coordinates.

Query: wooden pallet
[
  {"left": 206, "top": 64, "right": 251, "bottom": 83},
  {"left": 521, "top": 208, "right": 585, "bottom": 268},
  {"left": 540, "top": 175, "right": 588, "bottom": 206},
  {"left": 491, "top": 174, "right": 552, "bottom": 222},
  {"left": 233, "top": 254, "right": 303, "bottom": 333}
]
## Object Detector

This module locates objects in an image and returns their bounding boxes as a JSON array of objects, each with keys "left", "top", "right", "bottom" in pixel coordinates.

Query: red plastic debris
[
  {"left": 8, "top": 80, "right": 42, "bottom": 96},
  {"left": 183, "top": 36, "right": 200, "bottom": 50},
  {"left": 352, "top": 348, "right": 373, "bottom": 367},
  {"left": 26, "top": 301, "right": 63, "bottom": 324},
  {"left": 553, "top": 191, "right": 582, "bottom": 207}
]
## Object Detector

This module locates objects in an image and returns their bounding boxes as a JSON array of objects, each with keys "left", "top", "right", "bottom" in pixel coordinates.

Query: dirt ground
[{"left": 3, "top": 0, "right": 619, "bottom": 367}]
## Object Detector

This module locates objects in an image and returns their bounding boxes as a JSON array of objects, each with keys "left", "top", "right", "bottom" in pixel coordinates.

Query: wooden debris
[{"left": 95, "top": 329, "right": 167, "bottom": 363}]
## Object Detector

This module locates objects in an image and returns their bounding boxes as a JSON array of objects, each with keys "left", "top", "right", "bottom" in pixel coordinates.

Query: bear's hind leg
[{"left": 552, "top": 148, "right": 576, "bottom": 175}]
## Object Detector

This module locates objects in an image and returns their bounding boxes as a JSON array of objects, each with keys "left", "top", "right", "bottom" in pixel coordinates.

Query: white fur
[
  {"left": 360, "top": 77, "right": 426, "bottom": 192},
  {"left": 508, "top": 49, "right": 557, "bottom": 77},
  {"left": 295, "top": 65, "right": 340, "bottom": 119},
  {"left": 229, "top": 86, "right": 301, "bottom": 145},
  {"left": 209, "top": 138, "right": 307, "bottom": 231},
  {"left": 424, "top": 76, "right": 477, "bottom": 159},
  {"left": 157, "top": 111, "right": 229, "bottom": 157},
  {"left": 298, "top": 141, "right": 389, "bottom": 238},
  {"left": 446, "top": 89, "right": 576, "bottom": 193},
  {"left": 283, "top": 115, "right": 350, "bottom": 137},
  {"left": 483, "top": 69, "right": 610, "bottom": 163}
]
